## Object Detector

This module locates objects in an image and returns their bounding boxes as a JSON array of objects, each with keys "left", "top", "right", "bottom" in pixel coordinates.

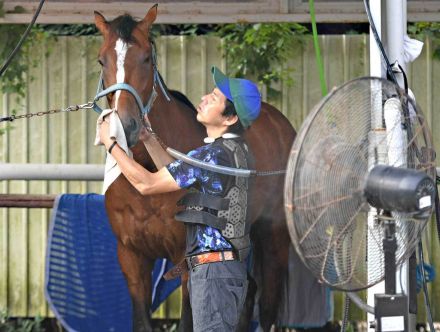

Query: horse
[{"left": 94, "top": 5, "right": 296, "bottom": 331}]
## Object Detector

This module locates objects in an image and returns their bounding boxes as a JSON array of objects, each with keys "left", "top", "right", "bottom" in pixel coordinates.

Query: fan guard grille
[{"left": 284, "top": 77, "right": 436, "bottom": 291}]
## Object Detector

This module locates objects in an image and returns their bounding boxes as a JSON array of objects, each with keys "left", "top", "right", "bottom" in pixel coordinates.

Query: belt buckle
[
  {"left": 185, "top": 257, "right": 192, "bottom": 269},
  {"left": 186, "top": 256, "right": 198, "bottom": 269}
]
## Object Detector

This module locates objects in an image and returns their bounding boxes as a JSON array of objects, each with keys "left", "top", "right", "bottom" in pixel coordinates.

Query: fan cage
[{"left": 284, "top": 77, "right": 436, "bottom": 291}]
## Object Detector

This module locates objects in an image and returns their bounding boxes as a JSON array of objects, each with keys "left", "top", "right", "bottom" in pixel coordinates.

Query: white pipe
[
  {"left": 384, "top": 98, "right": 407, "bottom": 167},
  {"left": 386, "top": 0, "right": 409, "bottom": 301},
  {"left": 384, "top": 97, "right": 409, "bottom": 297},
  {"left": 0, "top": 163, "right": 104, "bottom": 181}
]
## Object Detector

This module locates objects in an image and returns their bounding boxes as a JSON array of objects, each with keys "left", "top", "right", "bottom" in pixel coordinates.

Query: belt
[
  {"left": 163, "top": 251, "right": 236, "bottom": 281},
  {"left": 186, "top": 251, "right": 236, "bottom": 269}
]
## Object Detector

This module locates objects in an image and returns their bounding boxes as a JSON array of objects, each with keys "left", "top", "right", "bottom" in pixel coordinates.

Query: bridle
[
  {"left": 92, "top": 42, "right": 170, "bottom": 118},
  {"left": 91, "top": 42, "right": 286, "bottom": 178}
]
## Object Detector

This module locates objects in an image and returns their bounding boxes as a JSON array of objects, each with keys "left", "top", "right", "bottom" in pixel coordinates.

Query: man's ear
[{"left": 223, "top": 114, "right": 239, "bottom": 127}]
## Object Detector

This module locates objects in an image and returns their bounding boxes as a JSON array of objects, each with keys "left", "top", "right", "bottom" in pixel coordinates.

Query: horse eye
[
  {"left": 98, "top": 59, "right": 104, "bottom": 66},
  {"left": 144, "top": 56, "right": 150, "bottom": 63}
]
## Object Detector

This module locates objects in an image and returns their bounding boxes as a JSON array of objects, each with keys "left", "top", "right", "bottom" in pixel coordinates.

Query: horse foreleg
[
  {"left": 117, "top": 243, "right": 154, "bottom": 332},
  {"left": 178, "top": 272, "right": 193, "bottom": 332}
]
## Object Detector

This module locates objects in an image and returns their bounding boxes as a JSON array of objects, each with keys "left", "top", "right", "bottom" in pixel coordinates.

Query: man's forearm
[
  {"left": 107, "top": 142, "right": 155, "bottom": 193},
  {"left": 142, "top": 134, "right": 175, "bottom": 169}
]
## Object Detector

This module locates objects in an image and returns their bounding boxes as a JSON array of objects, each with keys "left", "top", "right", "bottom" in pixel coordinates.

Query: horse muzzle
[{"left": 121, "top": 117, "right": 141, "bottom": 147}]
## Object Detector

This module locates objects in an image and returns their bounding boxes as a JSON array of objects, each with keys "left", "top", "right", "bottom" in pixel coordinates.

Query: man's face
[{"left": 196, "top": 88, "right": 228, "bottom": 127}]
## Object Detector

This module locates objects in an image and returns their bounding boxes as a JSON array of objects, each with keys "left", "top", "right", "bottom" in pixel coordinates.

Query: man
[{"left": 99, "top": 66, "right": 261, "bottom": 331}]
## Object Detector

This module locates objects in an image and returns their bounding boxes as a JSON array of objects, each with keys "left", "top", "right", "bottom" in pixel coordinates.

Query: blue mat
[{"left": 45, "top": 194, "right": 180, "bottom": 332}]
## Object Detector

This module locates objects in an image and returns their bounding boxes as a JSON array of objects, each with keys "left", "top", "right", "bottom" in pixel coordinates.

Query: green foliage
[
  {"left": 408, "top": 22, "right": 440, "bottom": 37},
  {"left": 215, "top": 23, "right": 308, "bottom": 98},
  {"left": 408, "top": 22, "right": 440, "bottom": 60},
  {"left": 0, "top": 25, "right": 53, "bottom": 136},
  {"left": 0, "top": 25, "right": 51, "bottom": 98},
  {"left": 38, "top": 24, "right": 98, "bottom": 36},
  {"left": 0, "top": 310, "right": 44, "bottom": 332}
]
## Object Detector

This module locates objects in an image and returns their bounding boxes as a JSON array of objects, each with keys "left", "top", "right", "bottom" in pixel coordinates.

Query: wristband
[{"left": 108, "top": 140, "right": 118, "bottom": 154}]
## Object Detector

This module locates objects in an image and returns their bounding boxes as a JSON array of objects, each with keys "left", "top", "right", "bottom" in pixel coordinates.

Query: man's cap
[{"left": 211, "top": 66, "right": 261, "bottom": 128}]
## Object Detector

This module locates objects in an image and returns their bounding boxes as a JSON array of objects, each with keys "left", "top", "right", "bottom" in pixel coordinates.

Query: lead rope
[{"left": 0, "top": 102, "right": 96, "bottom": 123}]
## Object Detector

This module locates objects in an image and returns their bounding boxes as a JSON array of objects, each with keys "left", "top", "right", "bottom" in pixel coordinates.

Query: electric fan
[{"left": 284, "top": 77, "right": 436, "bottom": 296}]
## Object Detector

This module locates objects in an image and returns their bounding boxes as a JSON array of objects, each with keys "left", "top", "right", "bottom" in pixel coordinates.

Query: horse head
[{"left": 94, "top": 5, "right": 158, "bottom": 147}]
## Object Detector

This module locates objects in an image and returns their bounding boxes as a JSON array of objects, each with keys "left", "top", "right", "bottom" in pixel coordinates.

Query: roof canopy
[{"left": 1, "top": 0, "right": 439, "bottom": 24}]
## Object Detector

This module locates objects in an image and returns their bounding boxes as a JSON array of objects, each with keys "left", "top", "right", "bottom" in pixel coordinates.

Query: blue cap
[{"left": 211, "top": 66, "right": 261, "bottom": 128}]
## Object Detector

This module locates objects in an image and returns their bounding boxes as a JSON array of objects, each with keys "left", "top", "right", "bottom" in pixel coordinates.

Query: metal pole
[
  {"left": 0, "top": 194, "right": 57, "bottom": 208},
  {"left": 0, "top": 163, "right": 104, "bottom": 181},
  {"left": 386, "top": 0, "right": 406, "bottom": 87},
  {"left": 368, "top": 1, "right": 385, "bottom": 329}
]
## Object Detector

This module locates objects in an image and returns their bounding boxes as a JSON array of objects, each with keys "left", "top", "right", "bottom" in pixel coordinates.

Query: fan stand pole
[
  {"left": 383, "top": 220, "right": 397, "bottom": 295},
  {"left": 374, "top": 220, "right": 409, "bottom": 332}
]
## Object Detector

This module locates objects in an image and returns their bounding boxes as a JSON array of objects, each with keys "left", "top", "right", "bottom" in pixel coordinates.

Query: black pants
[{"left": 188, "top": 260, "right": 248, "bottom": 332}]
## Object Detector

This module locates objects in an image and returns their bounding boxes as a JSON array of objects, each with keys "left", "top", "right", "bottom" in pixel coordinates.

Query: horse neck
[
  {"left": 131, "top": 89, "right": 205, "bottom": 171},
  {"left": 149, "top": 87, "right": 206, "bottom": 151}
]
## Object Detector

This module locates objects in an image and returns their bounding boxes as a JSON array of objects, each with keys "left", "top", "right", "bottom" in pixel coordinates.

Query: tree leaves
[
  {"left": 408, "top": 22, "right": 440, "bottom": 60},
  {"left": 215, "top": 23, "right": 308, "bottom": 98},
  {"left": 0, "top": 25, "right": 51, "bottom": 98}
]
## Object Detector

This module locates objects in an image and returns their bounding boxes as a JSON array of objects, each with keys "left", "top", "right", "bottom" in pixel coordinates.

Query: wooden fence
[{"left": 1, "top": 34, "right": 440, "bottom": 323}]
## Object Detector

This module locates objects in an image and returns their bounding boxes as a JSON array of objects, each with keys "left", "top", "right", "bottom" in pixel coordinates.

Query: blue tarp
[{"left": 45, "top": 194, "right": 180, "bottom": 332}]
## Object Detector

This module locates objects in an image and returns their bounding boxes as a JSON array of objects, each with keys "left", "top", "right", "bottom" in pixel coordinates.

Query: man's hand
[
  {"left": 98, "top": 116, "right": 114, "bottom": 149},
  {"left": 139, "top": 114, "right": 153, "bottom": 142},
  {"left": 138, "top": 126, "right": 152, "bottom": 142}
]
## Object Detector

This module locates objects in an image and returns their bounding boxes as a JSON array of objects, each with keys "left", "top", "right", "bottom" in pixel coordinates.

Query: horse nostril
[
  {"left": 130, "top": 119, "right": 141, "bottom": 143},
  {"left": 121, "top": 117, "right": 141, "bottom": 147},
  {"left": 130, "top": 118, "right": 138, "bottom": 131}
]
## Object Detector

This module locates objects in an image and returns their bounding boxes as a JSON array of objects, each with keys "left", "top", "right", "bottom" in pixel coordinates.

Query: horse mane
[{"left": 169, "top": 90, "right": 197, "bottom": 115}]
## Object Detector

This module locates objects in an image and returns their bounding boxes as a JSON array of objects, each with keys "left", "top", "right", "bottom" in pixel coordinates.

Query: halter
[{"left": 92, "top": 43, "right": 170, "bottom": 117}]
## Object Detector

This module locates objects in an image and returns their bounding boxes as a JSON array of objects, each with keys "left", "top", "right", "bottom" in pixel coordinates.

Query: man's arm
[
  {"left": 108, "top": 141, "right": 180, "bottom": 195},
  {"left": 139, "top": 126, "right": 175, "bottom": 169},
  {"left": 100, "top": 121, "right": 180, "bottom": 195}
]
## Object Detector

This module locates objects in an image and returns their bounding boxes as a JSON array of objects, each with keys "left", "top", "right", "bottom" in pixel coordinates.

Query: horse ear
[
  {"left": 94, "top": 11, "right": 109, "bottom": 36},
  {"left": 138, "top": 4, "right": 158, "bottom": 34}
]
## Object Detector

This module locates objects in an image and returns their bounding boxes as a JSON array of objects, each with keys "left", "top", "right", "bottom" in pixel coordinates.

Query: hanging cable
[
  {"left": 0, "top": 0, "right": 46, "bottom": 77},
  {"left": 418, "top": 241, "right": 435, "bottom": 332},
  {"left": 435, "top": 184, "right": 440, "bottom": 244},
  {"left": 362, "top": 0, "right": 397, "bottom": 85},
  {"left": 341, "top": 294, "right": 350, "bottom": 332}
]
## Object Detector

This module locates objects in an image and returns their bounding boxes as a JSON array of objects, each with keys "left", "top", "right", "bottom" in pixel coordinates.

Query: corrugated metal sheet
[{"left": 0, "top": 34, "right": 439, "bottom": 323}]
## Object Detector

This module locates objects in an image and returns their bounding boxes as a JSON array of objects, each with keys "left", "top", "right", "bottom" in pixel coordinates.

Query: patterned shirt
[{"left": 166, "top": 138, "right": 236, "bottom": 256}]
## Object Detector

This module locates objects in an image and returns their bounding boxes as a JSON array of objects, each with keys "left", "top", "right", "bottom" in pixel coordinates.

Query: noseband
[{"left": 92, "top": 43, "right": 170, "bottom": 117}]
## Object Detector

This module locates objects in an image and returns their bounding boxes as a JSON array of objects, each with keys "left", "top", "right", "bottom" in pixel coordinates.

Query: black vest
[{"left": 175, "top": 137, "right": 252, "bottom": 260}]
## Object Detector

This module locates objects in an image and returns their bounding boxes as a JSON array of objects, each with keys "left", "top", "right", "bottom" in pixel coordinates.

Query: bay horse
[{"left": 94, "top": 5, "right": 296, "bottom": 331}]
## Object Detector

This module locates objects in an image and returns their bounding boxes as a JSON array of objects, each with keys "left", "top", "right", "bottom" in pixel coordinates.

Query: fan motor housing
[{"left": 364, "top": 165, "right": 435, "bottom": 213}]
